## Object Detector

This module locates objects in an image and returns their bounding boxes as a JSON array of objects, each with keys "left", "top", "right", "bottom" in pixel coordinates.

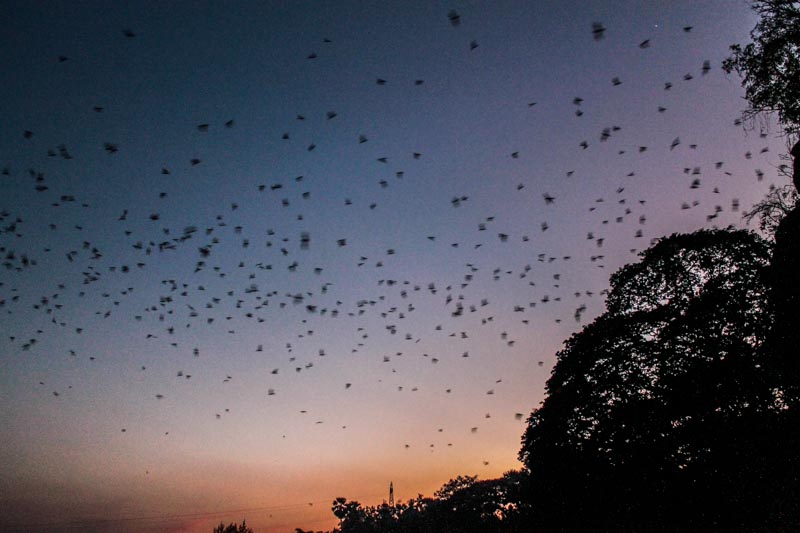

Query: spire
[{"left": 389, "top": 481, "right": 394, "bottom": 506}]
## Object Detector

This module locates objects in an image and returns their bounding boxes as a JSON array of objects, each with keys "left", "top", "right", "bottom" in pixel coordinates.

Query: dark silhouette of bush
[
  {"left": 328, "top": 470, "right": 529, "bottom": 532},
  {"left": 213, "top": 519, "right": 253, "bottom": 533}
]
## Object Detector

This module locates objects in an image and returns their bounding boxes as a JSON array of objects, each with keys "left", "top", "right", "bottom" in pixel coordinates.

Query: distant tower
[{"left": 389, "top": 481, "right": 395, "bottom": 506}]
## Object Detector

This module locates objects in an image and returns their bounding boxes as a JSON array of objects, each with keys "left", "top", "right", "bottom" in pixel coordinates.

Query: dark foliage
[
  {"left": 723, "top": 1, "right": 800, "bottom": 134},
  {"left": 329, "top": 470, "right": 530, "bottom": 533},
  {"left": 768, "top": 199, "right": 800, "bottom": 404},
  {"left": 745, "top": 183, "right": 798, "bottom": 236},
  {"left": 213, "top": 519, "right": 253, "bottom": 533},
  {"left": 519, "top": 229, "right": 800, "bottom": 531}
]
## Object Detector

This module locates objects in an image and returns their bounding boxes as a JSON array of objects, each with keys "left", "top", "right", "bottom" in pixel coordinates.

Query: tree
[
  {"left": 331, "top": 497, "right": 368, "bottom": 532},
  {"left": 722, "top": 1, "right": 800, "bottom": 134},
  {"left": 766, "top": 145, "right": 800, "bottom": 408},
  {"left": 745, "top": 182, "right": 798, "bottom": 236},
  {"left": 213, "top": 519, "right": 253, "bottom": 533},
  {"left": 519, "top": 229, "right": 797, "bottom": 531},
  {"left": 426, "top": 472, "right": 528, "bottom": 532},
  {"left": 327, "top": 472, "right": 529, "bottom": 533}
]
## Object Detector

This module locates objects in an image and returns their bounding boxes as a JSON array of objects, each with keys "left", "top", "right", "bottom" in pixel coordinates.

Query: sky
[{"left": 0, "top": 1, "right": 792, "bottom": 531}]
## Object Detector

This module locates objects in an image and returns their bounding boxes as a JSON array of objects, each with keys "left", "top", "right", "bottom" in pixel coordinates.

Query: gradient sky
[{"left": 0, "top": 1, "right": 791, "bottom": 531}]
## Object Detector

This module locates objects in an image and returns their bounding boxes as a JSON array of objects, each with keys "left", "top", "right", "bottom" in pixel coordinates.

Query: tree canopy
[
  {"left": 723, "top": 0, "right": 800, "bottom": 134},
  {"left": 519, "top": 229, "right": 797, "bottom": 531},
  {"left": 213, "top": 520, "right": 254, "bottom": 533},
  {"left": 745, "top": 183, "right": 799, "bottom": 236},
  {"left": 329, "top": 470, "right": 529, "bottom": 533}
]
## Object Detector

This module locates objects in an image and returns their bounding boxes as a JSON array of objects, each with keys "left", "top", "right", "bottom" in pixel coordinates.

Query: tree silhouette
[
  {"left": 328, "top": 471, "right": 528, "bottom": 532},
  {"left": 722, "top": 0, "right": 800, "bottom": 493},
  {"left": 723, "top": 0, "right": 800, "bottom": 134},
  {"left": 745, "top": 183, "right": 798, "bottom": 236},
  {"left": 426, "top": 471, "right": 529, "bottom": 532},
  {"left": 331, "top": 497, "right": 369, "bottom": 531},
  {"left": 213, "top": 519, "right": 253, "bottom": 533},
  {"left": 767, "top": 141, "right": 800, "bottom": 402},
  {"left": 519, "top": 229, "right": 797, "bottom": 531}
]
